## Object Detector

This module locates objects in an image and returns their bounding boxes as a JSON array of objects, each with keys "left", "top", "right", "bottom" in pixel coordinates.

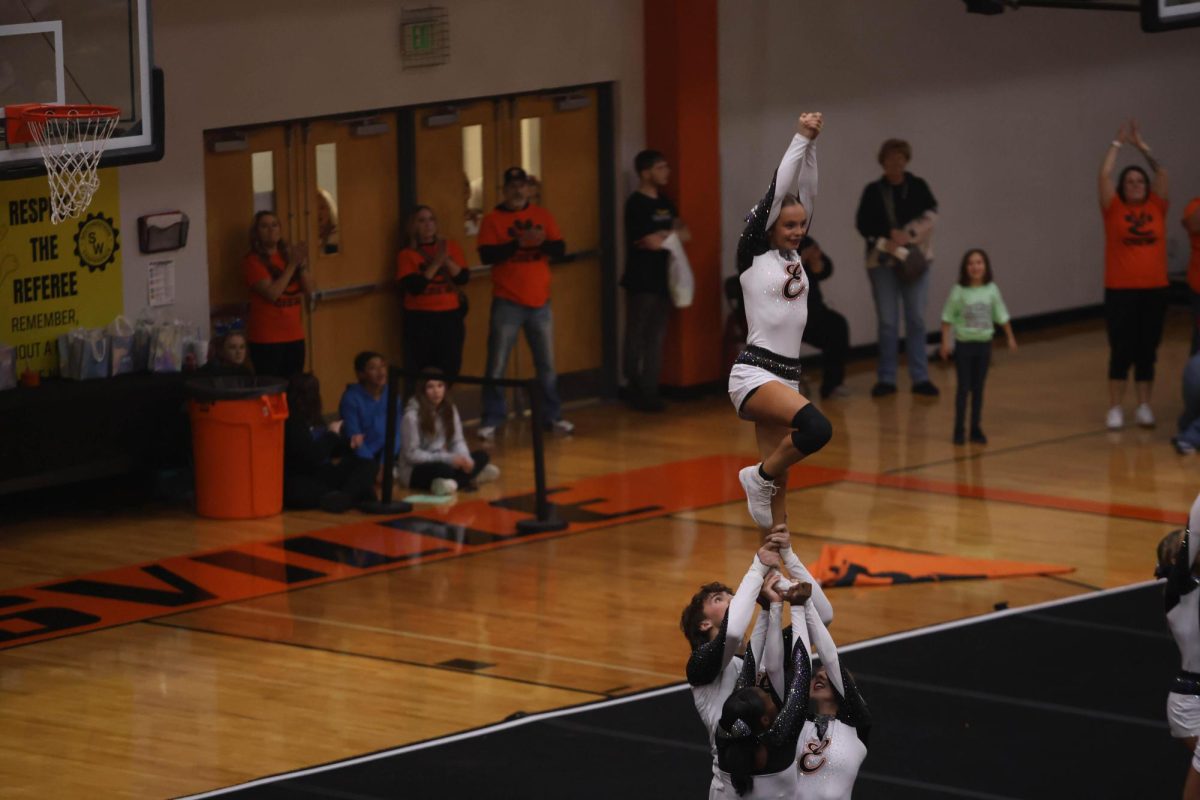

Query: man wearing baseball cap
[{"left": 476, "top": 166, "right": 573, "bottom": 439}]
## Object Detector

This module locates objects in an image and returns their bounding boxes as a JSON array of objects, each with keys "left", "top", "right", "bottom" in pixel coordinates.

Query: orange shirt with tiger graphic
[
  {"left": 477, "top": 204, "right": 563, "bottom": 308},
  {"left": 396, "top": 240, "right": 468, "bottom": 312},
  {"left": 244, "top": 251, "right": 305, "bottom": 343},
  {"left": 1103, "top": 193, "right": 1168, "bottom": 290}
]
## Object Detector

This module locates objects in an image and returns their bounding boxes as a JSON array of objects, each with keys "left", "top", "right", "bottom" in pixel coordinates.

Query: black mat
[{"left": 189, "top": 583, "right": 1187, "bottom": 800}]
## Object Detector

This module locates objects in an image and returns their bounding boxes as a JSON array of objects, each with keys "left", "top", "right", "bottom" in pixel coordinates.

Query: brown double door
[
  {"left": 204, "top": 116, "right": 402, "bottom": 399},
  {"left": 411, "top": 89, "right": 603, "bottom": 393},
  {"left": 204, "top": 86, "right": 604, "bottom": 412}
]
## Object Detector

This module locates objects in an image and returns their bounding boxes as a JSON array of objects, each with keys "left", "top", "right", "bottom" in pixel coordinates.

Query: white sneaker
[
  {"left": 738, "top": 465, "right": 777, "bottom": 530},
  {"left": 476, "top": 463, "right": 501, "bottom": 483},
  {"left": 430, "top": 478, "right": 458, "bottom": 496},
  {"left": 1105, "top": 406, "right": 1124, "bottom": 431},
  {"left": 477, "top": 425, "right": 496, "bottom": 441},
  {"left": 552, "top": 418, "right": 575, "bottom": 436},
  {"left": 1135, "top": 403, "right": 1156, "bottom": 428}
]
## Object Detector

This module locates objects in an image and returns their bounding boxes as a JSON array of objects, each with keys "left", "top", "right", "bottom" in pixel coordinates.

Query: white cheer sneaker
[{"left": 738, "top": 465, "right": 777, "bottom": 530}]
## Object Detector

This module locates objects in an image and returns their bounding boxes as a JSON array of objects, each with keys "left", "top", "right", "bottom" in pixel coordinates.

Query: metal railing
[
  {"left": 369, "top": 366, "right": 567, "bottom": 534},
  {"left": 310, "top": 248, "right": 600, "bottom": 304}
]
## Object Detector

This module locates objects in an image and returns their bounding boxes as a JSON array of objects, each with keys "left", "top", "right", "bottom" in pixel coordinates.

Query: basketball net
[{"left": 22, "top": 106, "right": 120, "bottom": 224}]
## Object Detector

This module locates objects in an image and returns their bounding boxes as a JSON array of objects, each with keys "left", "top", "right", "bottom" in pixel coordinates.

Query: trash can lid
[{"left": 186, "top": 375, "right": 288, "bottom": 401}]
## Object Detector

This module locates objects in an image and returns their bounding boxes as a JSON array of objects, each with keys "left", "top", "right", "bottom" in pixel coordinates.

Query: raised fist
[{"left": 798, "top": 112, "right": 823, "bottom": 140}]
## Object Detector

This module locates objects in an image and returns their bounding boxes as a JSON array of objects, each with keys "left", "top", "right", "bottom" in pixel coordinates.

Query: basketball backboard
[{"left": 0, "top": 0, "right": 161, "bottom": 177}]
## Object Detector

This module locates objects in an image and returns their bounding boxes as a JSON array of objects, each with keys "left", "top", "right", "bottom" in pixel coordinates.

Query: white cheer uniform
[
  {"left": 792, "top": 591, "right": 870, "bottom": 800},
  {"left": 688, "top": 556, "right": 770, "bottom": 799},
  {"left": 1165, "top": 494, "right": 1200, "bottom": 777},
  {"left": 713, "top": 594, "right": 815, "bottom": 799},
  {"left": 729, "top": 132, "right": 818, "bottom": 418}
]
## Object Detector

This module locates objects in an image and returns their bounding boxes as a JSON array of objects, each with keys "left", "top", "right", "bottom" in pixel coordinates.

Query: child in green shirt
[{"left": 939, "top": 249, "right": 1017, "bottom": 444}]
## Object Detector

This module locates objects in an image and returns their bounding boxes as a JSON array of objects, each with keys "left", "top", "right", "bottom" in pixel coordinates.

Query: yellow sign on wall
[{"left": 0, "top": 169, "right": 123, "bottom": 376}]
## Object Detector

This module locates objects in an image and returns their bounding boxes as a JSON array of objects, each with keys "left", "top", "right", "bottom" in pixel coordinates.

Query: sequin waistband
[
  {"left": 734, "top": 345, "right": 803, "bottom": 381},
  {"left": 1171, "top": 671, "right": 1200, "bottom": 695}
]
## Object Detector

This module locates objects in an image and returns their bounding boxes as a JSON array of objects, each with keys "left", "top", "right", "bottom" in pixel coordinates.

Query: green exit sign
[
  {"left": 404, "top": 21, "right": 435, "bottom": 52},
  {"left": 400, "top": 8, "right": 448, "bottom": 67}
]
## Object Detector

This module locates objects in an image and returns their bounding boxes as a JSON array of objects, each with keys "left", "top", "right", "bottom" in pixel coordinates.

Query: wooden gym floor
[{"left": 1, "top": 311, "right": 1196, "bottom": 799}]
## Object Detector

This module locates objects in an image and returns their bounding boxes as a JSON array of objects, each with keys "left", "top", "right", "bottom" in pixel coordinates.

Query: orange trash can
[{"left": 187, "top": 376, "right": 289, "bottom": 519}]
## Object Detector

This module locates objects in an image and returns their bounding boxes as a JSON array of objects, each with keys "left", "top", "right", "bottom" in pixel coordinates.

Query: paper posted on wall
[{"left": 148, "top": 260, "right": 175, "bottom": 307}]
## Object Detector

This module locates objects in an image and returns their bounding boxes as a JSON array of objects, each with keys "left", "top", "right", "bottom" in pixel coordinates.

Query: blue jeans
[
  {"left": 1177, "top": 353, "right": 1200, "bottom": 447},
  {"left": 1190, "top": 290, "right": 1200, "bottom": 355},
  {"left": 868, "top": 265, "right": 930, "bottom": 385},
  {"left": 481, "top": 297, "right": 563, "bottom": 427}
]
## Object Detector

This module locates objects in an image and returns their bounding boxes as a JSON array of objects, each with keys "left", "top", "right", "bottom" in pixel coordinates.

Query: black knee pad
[{"left": 790, "top": 404, "right": 832, "bottom": 455}]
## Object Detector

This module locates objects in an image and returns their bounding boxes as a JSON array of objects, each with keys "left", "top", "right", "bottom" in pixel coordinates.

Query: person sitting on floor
[
  {"left": 284, "top": 373, "right": 377, "bottom": 512},
  {"left": 338, "top": 351, "right": 402, "bottom": 488},
  {"left": 397, "top": 372, "right": 499, "bottom": 495}
]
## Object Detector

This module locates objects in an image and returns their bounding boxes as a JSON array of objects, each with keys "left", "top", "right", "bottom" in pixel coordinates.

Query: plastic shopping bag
[
  {"left": 183, "top": 335, "right": 209, "bottom": 371},
  {"left": 108, "top": 315, "right": 136, "bottom": 376},
  {"left": 149, "top": 323, "right": 184, "bottom": 373},
  {"left": 76, "top": 328, "right": 110, "bottom": 380},
  {"left": 664, "top": 232, "right": 694, "bottom": 309},
  {"left": 57, "top": 331, "right": 74, "bottom": 377}
]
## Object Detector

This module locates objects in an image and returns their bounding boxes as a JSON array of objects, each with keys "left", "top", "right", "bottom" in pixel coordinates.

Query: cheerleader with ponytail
[{"left": 730, "top": 112, "right": 833, "bottom": 532}]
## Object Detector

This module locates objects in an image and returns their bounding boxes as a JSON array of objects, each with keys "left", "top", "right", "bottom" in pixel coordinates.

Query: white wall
[
  {"left": 118, "top": 0, "right": 645, "bottom": 330},
  {"left": 719, "top": 0, "right": 1200, "bottom": 347}
]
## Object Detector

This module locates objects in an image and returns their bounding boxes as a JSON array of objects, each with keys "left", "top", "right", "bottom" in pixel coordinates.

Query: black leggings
[
  {"left": 249, "top": 339, "right": 306, "bottom": 379},
  {"left": 409, "top": 450, "right": 490, "bottom": 490},
  {"left": 1104, "top": 288, "right": 1168, "bottom": 382},
  {"left": 954, "top": 341, "right": 991, "bottom": 433}
]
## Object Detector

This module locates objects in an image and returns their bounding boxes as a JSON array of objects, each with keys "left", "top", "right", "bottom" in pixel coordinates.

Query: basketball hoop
[{"left": 5, "top": 104, "right": 121, "bottom": 224}]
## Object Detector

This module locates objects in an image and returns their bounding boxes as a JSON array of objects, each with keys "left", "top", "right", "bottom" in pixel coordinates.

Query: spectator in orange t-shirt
[
  {"left": 1183, "top": 197, "right": 1200, "bottom": 354},
  {"left": 396, "top": 205, "right": 469, "bottom": 378},
  {"left": 1098, "top": 120, "right": 1170, "bottom": 431},
  {"left": 244, "top": 210, "right": 312, "bottom": 378},
  {"left": 475, "top": 166, "right": 572, "bottom": 439}
]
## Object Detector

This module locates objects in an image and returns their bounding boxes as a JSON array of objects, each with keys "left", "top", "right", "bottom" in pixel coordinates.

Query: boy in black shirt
[{"left": 622, "top": 149, "right": 687, "bottom": 411}]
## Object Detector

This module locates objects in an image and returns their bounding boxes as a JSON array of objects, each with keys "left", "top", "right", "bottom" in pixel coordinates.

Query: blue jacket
[{"left": 338, "top": 383, "right": 401, "bottom": 460}]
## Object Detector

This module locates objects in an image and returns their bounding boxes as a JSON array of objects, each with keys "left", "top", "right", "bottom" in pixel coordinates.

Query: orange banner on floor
[{"left": 808, "top": 544, "right": 1074, "bottom": 588}]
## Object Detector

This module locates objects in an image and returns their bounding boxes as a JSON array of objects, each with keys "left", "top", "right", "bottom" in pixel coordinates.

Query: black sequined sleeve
[
  {"left": 735, "top": 133, "right": 816, "bottom": 274},
  {"left": 761, "top": 620, "right": 812, "bottom": 749},
  {"left": 736, "top": 174, "right": 777, "bottom": 275},
  {"left": 686, "top": 610, "right": 728, "bottom": 687},
  {"left": 1167, "top": 530, "right": 1195, "bottom": 609},
  {"left": 686, "top": 557, "right": 769, "bottom": 685},
  {"left": 835, "top": 667, "right": 872, "bottom": 747},
  {"left": 1167, "top": 499, "right": 1200, "bottom": 608},
  {"left": 1189, "top": 497, "right": 1200, "bottom": 567},
  {"left": 736, "top": 636, "right": 757, "bottom": 691}
]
